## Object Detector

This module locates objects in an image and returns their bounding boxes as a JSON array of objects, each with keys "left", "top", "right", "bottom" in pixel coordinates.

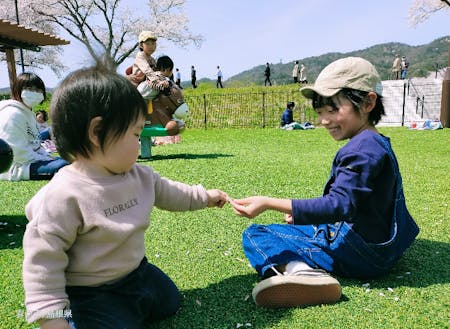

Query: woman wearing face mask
[{"left": 0, "top": 72, "right": 68, "bottom": 181}]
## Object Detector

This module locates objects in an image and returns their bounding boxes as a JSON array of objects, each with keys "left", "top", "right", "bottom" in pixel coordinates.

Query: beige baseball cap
[
  {"left": 300, "top": 57, "right": 382, "bottom": 99},
  {"left": 138, "top": 31, "right": 157, "bottom": 43}
]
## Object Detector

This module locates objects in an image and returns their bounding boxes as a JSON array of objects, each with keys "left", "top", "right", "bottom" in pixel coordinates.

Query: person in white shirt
[
  {"left": 292, "top": 61, "right": 299, "bottom": 83},
  {"left": 0, "top": 73, "right": 68, "bottom": 181},
  {"left": 175, "top": 68, "right": 182, "bottom": 88},
  {"left": 216, "top": 65, "right": 224, "bottom": 88}
]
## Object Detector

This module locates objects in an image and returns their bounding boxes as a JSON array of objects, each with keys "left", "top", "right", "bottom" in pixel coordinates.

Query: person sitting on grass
[
  {"left": 35, "top": 110, "right": 51, "bottom": 140},
  {"left": 22, "top": 63, "right": 228, "bottom": 329},
  {"left": 0, "top": 73, "right": 68, "bottom": 181},
  {"left": 36, "top": 109, "right": 58, "bottom": 153},
  {"left": 280, "top": 101, "right": 301, "bottom": 130},
  {"left": 229, "top": 57, "right": 419, "bottom": 309}
]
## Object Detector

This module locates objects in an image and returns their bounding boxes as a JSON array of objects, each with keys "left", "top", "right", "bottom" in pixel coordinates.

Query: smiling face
[{"left": 314, "top": 92, "right": 377, "bottom": 141}]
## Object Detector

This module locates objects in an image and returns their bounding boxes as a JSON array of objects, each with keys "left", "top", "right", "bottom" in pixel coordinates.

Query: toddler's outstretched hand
[{"left": 206, "top": 189, "right": 228, "bottom": 208}]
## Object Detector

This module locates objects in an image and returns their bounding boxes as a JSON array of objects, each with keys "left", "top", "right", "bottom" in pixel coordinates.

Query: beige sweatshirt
[{"left": 22, "top": 164, "right": 208, "bottom": 323}]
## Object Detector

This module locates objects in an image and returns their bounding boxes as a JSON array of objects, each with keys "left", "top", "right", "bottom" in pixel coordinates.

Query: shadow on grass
[
  {"left": 151, "top": 274, "right": 291, "bottom": 329},
  {"left": 0, "top": 215, "right": 27, "bottom": 250},
  {"left": 137, "top": 153, "right": 234, "bottom": 162},
  {"left": 340, "top": 238, "right": 450, "bottom": 288}
]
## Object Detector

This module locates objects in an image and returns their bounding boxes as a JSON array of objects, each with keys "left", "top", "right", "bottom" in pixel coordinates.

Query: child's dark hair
[
  {"left": 36, "top": 110, "right": 48, "bottom": 122},
  {"left": 156, "top": 55, "right": 174, "bottom": 71},
  {"left": 287, "top": 101, "right": 295, "bottom": 109},
  {"left": 312, "top": 88, "right": 385, "bottom": 125},
  {"left": 11, "top": 72, "right": 46, "bottom": 103},
  {"left": 50, "top": 65, "right": 147, "bottom": 162}
]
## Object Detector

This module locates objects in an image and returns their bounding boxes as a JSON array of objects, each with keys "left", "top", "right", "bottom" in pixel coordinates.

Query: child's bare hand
[
  {"left": 285, "top": 213, "right": 293, "bottom": 224},
  {"left": 206, "top": 189, "right": 228, "bottom": 208},
  {"left": 39, "top": 318, "right": 71, "bottom": 329},
  {"left": 228, "top": 196, "right": 268, "bottom": 219}
]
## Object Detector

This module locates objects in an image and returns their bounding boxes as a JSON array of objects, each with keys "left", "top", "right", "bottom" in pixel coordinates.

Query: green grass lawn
[{"left": 0, "top": 127, "right": 449, "bottom": 328}]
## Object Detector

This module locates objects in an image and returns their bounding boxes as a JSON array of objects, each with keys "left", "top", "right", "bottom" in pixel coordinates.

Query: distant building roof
[{"left": 0, "top": 19, "right": 69, "bottom": 52}]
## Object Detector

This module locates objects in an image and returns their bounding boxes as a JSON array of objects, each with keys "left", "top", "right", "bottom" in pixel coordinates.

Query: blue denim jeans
[
  {"left": 66, "top": 258, "right": 181, "bottom": 329},
  {"left": 29, "top": 158, "right": 69, "bottom": 180},
  {"left": 39, "top": 127, "right": 51, "bottom": 141},
  {"left": 242, "top": 135, "right": 419, "bottom": 280}
]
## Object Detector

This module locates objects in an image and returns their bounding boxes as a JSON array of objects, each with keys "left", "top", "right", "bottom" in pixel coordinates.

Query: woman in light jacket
[{"left": 0, "top": 72, "right": 68, "bottom": 181}]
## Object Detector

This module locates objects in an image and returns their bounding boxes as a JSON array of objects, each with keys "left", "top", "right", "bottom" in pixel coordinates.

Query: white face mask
[{"left": 21, "top": 90, "right": 44, "bottom": 108}]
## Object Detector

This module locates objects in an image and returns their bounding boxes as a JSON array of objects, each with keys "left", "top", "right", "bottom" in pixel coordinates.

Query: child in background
[
  {"left": 280, "top": 101, "right": 300, "bottom": 130},
  {"left": 139, "top": 55, "right": 185, "bottom": 158},
  {"left": 230, "top": 57, "right": 419, "bottom": 309},
  {"left": 35, "top": 110, "right": 51, "bottom": 140},
  {"left": 36, "top": 110, "right": 57, "bottom": 153},
  {"left": 130, "top": 30, "right": 169, "bottom": 99},
  {"left": 22, "top": 64, "right": 228, "bottom": 329}
]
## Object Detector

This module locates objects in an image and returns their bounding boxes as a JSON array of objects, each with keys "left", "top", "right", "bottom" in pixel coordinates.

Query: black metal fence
[
  {"left": 184, "top": 79, "right": 443, "bottom": 128},
  {"left": 184, "top": 90, "right": 317, "bottom": 129},
  {"left": 379, "top": 79, "right": 442, "bottom": 126}
]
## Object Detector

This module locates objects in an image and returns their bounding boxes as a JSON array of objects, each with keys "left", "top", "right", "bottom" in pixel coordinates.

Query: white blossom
[
  {"left": 0, "top": 0, "right": 203, "bottom": 73},
  {"left": 408, "top": 0, "right": 450, "bottom": 26}
]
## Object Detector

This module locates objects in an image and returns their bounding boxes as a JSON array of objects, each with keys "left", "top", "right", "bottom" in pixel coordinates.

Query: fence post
[
  {"left": 401, "top": 82, "right": 406, "bottom": 126},
  {"left": 440, "top": 43, "right": 450, "bottom": 128},
  {"left": 421, "top": 96, "right": 424, "bottom": 118},
  {"left": 262, "top": 92, "right": 266, "bottom": 128},
  {"left": 203, "top": 94, "right": 207, "bottom": 130}
]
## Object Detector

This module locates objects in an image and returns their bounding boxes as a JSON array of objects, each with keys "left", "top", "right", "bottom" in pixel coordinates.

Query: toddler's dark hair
[
  {"left": 50, "top": 65, "right": 147, "bottom": 162},
  {"left": 287, "top": 101, "right": 295, "bottom": 109}
]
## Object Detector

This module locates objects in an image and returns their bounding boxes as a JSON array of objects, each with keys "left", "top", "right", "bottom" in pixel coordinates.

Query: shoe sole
[{"left": 252, "top": 275, "right": 341, "bottom": 308}]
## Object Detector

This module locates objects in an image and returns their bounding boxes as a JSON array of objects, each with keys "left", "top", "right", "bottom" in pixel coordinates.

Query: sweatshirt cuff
[{"left": 26, "top": 293, "right": 68, "bottom": 323}]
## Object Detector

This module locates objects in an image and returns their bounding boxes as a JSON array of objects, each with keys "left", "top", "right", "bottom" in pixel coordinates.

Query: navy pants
[{"left": 66, "top": 258, "right": 181, "bottom": 329}]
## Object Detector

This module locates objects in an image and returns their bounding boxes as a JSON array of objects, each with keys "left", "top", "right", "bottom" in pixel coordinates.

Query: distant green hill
[
  {"left": 2, "top": 36, "right": 448, "bottom": 93},
  {"left": 226, "top": 36, "right": 449, "bottom": 87}
]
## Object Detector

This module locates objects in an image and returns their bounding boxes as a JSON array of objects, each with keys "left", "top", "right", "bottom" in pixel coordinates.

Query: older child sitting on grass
[
  {"left": 230, "top": 57, "right": 419, "bottom": 309},
  {"left": 22, "top": 63, "right": 228, "bottom": 329}
]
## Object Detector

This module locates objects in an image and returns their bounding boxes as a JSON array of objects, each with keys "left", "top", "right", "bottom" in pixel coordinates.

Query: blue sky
[{"left": 1, "top": 0, "right": 449, "bottom": 88}]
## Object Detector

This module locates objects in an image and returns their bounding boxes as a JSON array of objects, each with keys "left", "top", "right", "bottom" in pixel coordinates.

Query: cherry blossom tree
[
  {"left": 0, "top": 0, "right": 202, "bottom": 74},
  {"left": 408, "top": 0, "right": 449, "bottom": 25}
]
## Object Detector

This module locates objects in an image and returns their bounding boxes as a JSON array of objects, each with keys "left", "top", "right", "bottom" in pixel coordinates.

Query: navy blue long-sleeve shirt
[
  {"left": 281, "top": 108, "right": 293, "bottom": 126},
  {"left": 292, "top": 130, "right": 396, "bottom": 243}
]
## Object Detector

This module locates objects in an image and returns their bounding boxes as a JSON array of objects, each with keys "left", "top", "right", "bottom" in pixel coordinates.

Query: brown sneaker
[{"left": 252, "top": 269, "right": 341, "bottom": 308}]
